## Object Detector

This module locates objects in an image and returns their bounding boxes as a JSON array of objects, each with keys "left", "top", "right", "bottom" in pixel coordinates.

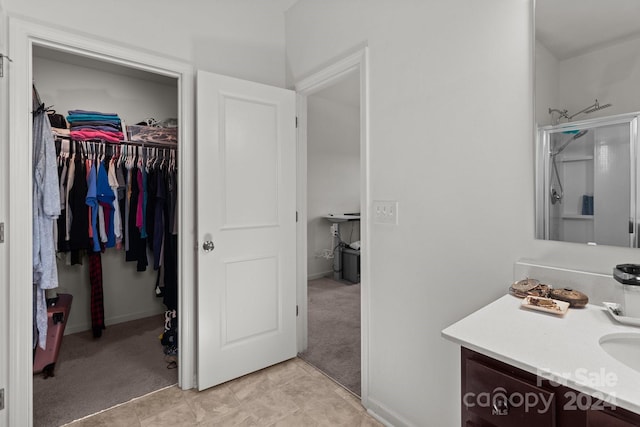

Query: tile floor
[{"left": 65, "top": 358, "right": 383, "bottom": 426}]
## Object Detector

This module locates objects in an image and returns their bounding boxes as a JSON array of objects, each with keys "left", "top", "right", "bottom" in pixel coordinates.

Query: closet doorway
[
  {"left": 31, "top": 45, "right": 181, "bottom": 426},
  {"left": 6, "top": 19, "right": 195, "bottom": 426},
  {"left": 295, "top": 49, "right": 369, "bottom": 399}
]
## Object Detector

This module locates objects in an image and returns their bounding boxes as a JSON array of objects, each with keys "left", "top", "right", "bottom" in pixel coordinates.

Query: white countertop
[{"left": 442, "top": 294, "right": 640, "bottom": 414}]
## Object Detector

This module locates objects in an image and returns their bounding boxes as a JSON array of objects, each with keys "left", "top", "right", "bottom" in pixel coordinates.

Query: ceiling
[{"left": 536, "top": 0, "right": 640, "bottom": 60}]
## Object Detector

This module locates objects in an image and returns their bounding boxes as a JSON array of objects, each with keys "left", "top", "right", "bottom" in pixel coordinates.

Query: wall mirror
[{"left": 534, "top": 0, "right": 640, "bottom": 247}]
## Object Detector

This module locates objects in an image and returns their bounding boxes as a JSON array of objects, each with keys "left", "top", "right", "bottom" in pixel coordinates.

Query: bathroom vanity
[{"left": 442, "top": 295, "right": 640, "bottom": 426}]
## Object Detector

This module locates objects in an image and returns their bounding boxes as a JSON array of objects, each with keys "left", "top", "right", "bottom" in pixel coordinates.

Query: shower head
[
  {"left": 584, "top": 100, "right": 612, "bottom": 114},
  {"left": 568, "top": 99, "right": 613, "bottom": 120},
  {"left": 572, "top": 129, "right": 589, "bottom": 139},
  {"left": 552, "top": 129, "right": 589, "bottom": 156}
]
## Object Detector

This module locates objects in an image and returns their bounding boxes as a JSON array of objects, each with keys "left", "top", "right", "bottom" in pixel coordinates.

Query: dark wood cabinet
[
  {"left": 586, "top": 409, "right": 640, "bottom": 427},
  {"left": 461, "top": 348, "right": 640, "bottom": 427}
]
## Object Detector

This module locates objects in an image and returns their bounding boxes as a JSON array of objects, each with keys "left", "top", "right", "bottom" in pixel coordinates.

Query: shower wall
[{"left": 593, "top": 123, "right": 631, "bottom": 246}]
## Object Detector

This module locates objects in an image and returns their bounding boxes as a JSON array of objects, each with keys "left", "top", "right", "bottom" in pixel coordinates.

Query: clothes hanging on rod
[
  {"left": 54, "top": 138, "right": 179, "bottom": 336},
  {"left": 124, "top": 153, "right": 148, "bottom": 271},
  {"left": 34, "top": 85, "right": 179, "bottom": 348},
  {"left": 88, "top": 251, "right": 105, "bottom": 337},
  {"left": 55, "top": 139, "right": 177, "bottom": 258},
  {"left": 32, "top": 85, "right": 61, "bottom": 350}
]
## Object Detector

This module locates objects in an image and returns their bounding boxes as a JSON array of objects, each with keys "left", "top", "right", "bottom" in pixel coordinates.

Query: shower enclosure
[{"left": 536, "top": 113, "right": 639, "bottom": 247}]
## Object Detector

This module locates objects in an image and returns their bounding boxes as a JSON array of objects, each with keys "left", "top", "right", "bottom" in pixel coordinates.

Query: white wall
[
  {"left": 32, "top": 53, "right": 178, "bottom": 333},
  {"left": 535, "top": 41, "right": 559, "bottom": 126},
  {"left": 307, "top": 94, "right": 360, "bottom": 279},
  {"left": 1, "top": 0, "right": 291, "bottom": 87},
  {"left": 287, "top": 1, "right": 534, "bottom": 425}
]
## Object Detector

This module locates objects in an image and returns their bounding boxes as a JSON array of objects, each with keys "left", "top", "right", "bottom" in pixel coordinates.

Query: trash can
[{"left": 341, "top": 248, "right": 360, "bottom": 284}]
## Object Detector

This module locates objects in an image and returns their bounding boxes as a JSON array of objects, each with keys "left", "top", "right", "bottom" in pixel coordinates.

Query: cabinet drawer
[
  {"left": 465, "top": 358, "right": 556, "bottom": 427},
  {"left": 588, "top": 409, "right": 639, "bottom": 427}
]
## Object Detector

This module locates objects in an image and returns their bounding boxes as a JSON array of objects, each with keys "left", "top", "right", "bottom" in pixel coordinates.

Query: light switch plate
[{"left": 373, "top": 200, "right": 398, "bottom": 225}]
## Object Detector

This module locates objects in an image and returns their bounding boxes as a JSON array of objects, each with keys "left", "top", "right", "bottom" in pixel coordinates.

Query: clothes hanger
[
  {"left": 137, "top": 146, "right": 143, "bottom": 169},
  {"left": 169, "top": 149, "right": 176, "bottom": 172}
]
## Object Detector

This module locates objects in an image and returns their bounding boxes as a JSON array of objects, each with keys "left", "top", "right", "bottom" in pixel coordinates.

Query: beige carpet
[
  {"left": 299, "top": 277, "right": 361, "bottom": 396},
  {"left": 33, "top": 314, "right": 177, "bottom": 427}
]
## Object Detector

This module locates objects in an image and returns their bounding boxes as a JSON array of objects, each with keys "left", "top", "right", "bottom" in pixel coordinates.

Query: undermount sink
[{"left": 599, "top": 333, "right": 640, "bottom": 373}]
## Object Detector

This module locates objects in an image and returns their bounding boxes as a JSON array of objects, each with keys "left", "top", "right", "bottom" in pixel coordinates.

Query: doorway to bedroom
[{"left": 298, "top": 68, "right": 362, "bottom": 396}]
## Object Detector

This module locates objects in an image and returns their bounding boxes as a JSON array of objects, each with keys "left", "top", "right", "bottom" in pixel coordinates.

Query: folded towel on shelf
[
  {"left": 66, "top": 109, "right": 123, "bottom": 142},
  {"left": 69, "top": 123, "right": 122, "bottom": 131},
  {"left": 70, "top": 129, "right": 124, "bottom": 143},
  {"left": 66, "top": 114, "right": 122, "bottom": 124},
  {"left": 68, "top": 109, "right": 119, "bottom": 117},
  {"left": 71, "top": 122, "right": 122, "bottom": 132}
]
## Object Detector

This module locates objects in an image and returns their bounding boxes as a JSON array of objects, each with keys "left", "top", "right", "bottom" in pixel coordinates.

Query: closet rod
[{"left": 54, "top": 135, "right": 177, "bottom": 149}]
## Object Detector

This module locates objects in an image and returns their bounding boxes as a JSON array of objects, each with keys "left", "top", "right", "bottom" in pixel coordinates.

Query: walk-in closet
[{"left": 31, "top": 45, "right": 180, "bottom": 427}]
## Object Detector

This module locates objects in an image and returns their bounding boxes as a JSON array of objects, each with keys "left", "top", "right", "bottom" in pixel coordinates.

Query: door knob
[{"left": 202, "top": 240, "right": 215, "bottom": 252}]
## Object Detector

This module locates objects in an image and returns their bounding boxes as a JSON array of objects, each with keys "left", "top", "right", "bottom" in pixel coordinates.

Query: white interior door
[{"left": 196, "top": 71, "right": 297, "bottom": 390}]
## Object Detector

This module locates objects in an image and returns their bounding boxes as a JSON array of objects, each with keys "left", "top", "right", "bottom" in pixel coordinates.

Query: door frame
[
  {"left": 294, "top": 47, "right": 370, "bottom": 402},
  {"left": 7, "top": 17, "right": 196, "bottom": 426},
  {"left": 0, "top": 8, "right": 9, "bottom": 427}
]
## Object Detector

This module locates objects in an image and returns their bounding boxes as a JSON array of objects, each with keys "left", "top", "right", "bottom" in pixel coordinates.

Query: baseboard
[
  {"left": 64, "top": 308, "right": 166, "bottom": 335},
  {"left": 364, "top": 395, "right": 415, "bottom": 427},
  {"left": 307, "top": 270, "right": 332, "bottom": 281}
]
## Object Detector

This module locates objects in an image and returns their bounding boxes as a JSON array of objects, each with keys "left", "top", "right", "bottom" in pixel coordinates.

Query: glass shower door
[{"left": 537, "top": 114, "right": 637, "bottom": 247}]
